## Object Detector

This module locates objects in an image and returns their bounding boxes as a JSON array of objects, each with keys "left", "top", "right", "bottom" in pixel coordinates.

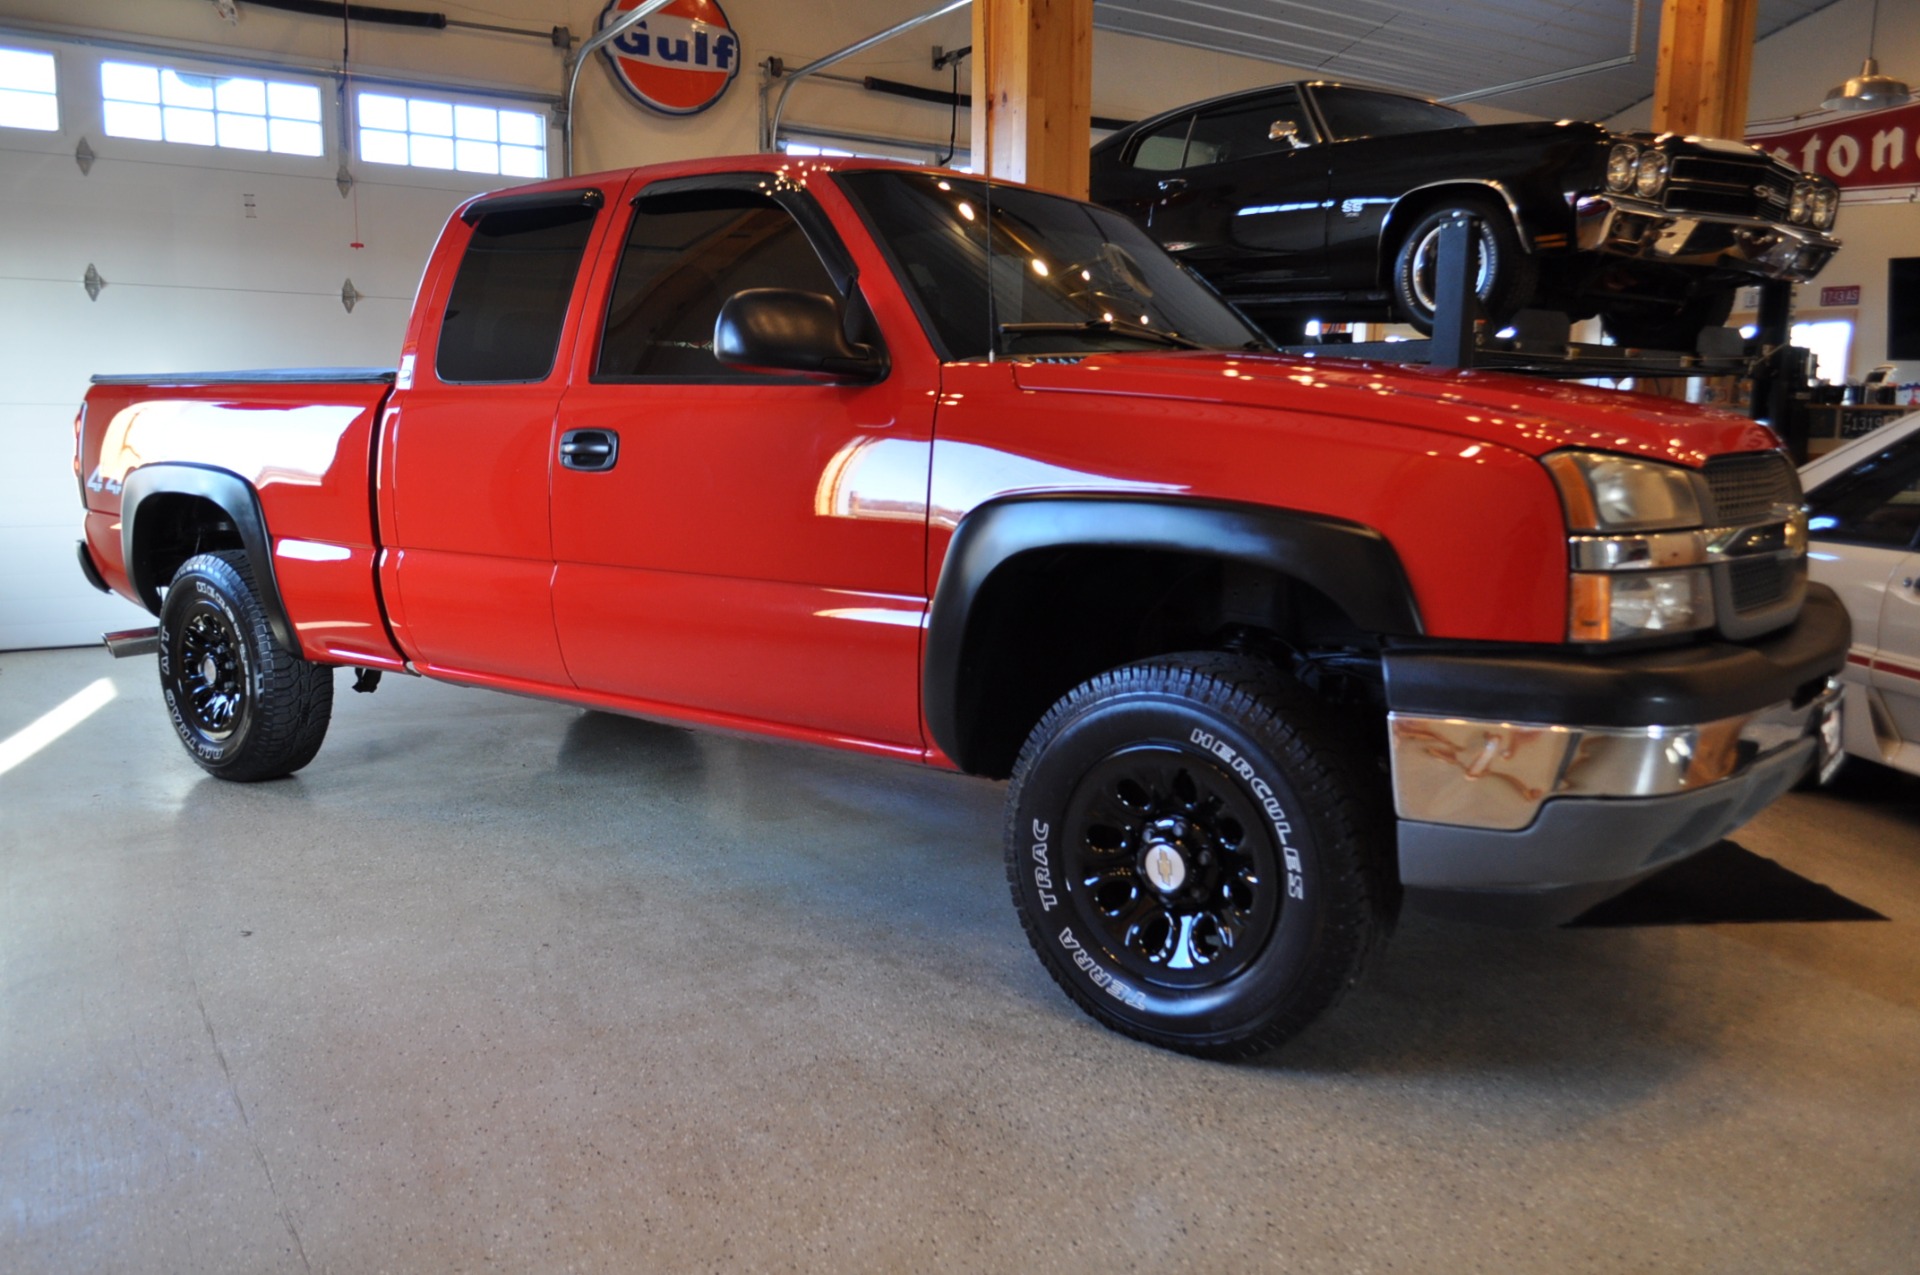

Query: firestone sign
[
  {"left": 599, "top": 0, "right": 740, "bottom": 117},
  {"left": 1748, "top": 99, "right": 1920, "bottom": 203}
]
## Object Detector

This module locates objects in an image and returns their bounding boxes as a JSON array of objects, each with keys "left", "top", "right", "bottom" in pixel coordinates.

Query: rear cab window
[{"left": 436, "top": 195, "right": 600, "bottom": 384}]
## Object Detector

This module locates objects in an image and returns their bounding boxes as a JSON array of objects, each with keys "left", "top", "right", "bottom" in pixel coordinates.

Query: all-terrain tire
[
  {"left": 1004, "top": 653, "right": 1395, "bottom": 1059},
  {"left": 158, "top": 551, "right": 333, "bottom": 781}
]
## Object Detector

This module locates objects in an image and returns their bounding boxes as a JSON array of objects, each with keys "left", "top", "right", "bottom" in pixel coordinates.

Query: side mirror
[
  {"left": 1268, "top": 119, "right": 1306, "bottom": 148},
  {"left": 713, "top": 288, "right": 887, "bottom": 382}
]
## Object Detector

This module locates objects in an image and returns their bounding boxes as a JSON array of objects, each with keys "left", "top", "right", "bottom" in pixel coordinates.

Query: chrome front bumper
[
  {"left": 1573, "top": 194, "right": 1839, "bottom": 282},
  {"left": 1388, "top": 680, "right": 1841, "bottom": 924}
]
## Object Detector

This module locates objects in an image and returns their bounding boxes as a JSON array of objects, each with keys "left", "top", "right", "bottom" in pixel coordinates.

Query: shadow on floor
[{"left": 1567, "top": 840, "right": 1887, "bottom": 928}]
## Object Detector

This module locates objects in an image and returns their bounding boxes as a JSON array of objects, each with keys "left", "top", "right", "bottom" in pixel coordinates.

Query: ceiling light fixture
[{"left": 1822, "top": 0, "right": 1911, "bottom": 112}]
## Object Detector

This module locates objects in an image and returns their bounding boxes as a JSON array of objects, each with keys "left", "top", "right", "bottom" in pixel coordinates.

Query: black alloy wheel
[
  {"left": 1005, "top": 653, "right": 1394, "bottom": 1058},
  {"left": 158, "top": 551, "right": 334, "bottom": 781}
]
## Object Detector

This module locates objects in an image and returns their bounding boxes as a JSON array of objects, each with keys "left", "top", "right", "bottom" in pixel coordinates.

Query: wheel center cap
[
  {"left": 200, "top": 654, "right": 220, "bottom": 685},
  {"left": 1142, "top": 842, "right": 1188, "bottom": 894}
]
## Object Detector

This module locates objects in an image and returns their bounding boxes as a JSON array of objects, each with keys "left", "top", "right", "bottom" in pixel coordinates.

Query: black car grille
[
  {"left": 1729, "top": 556, "right": 1797, "bottom": 614},
  {"left": 1703, "top": 451, "right": 1799, "bottom": 524},
  {"left": 1663, "top": 156, "right": 1795, "bottom": 223}
]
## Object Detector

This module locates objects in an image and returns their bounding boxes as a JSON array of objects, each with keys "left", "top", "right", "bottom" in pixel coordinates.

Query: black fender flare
[
  {"left": 120, "top": 463, "right": 296, "bottom": 650},
  {"left": 923, "top": 493, "right": 1423, "bottom": 771}
]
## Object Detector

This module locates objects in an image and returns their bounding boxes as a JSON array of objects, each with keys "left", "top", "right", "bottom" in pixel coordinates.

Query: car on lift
[
  {"left": 1089, "top": 80, "right": 1841, "bottom": 348},
  {"left": 1803, "top": 410, "right": 1920, "bottom": 777}
]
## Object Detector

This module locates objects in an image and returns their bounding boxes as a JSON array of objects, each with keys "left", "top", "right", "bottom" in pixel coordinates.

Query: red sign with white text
[
  {"left": 1820, "top": 285, "right": 1862, "bottom": 306},
  {"left": 1748, "top": 100, "right": 1920, "bottom": 202}
]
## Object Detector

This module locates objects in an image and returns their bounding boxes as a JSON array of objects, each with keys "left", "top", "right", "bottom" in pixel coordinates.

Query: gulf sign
[
  {"left": 1748, "top": 99, "right": 1920, "bottom": 204},
  {"left": 598, "top": 0, "right": 740, "bottom": 117}
]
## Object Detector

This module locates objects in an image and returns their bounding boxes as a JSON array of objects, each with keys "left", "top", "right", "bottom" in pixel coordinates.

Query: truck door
[
  {"left": 381, "top": 187, "right": 608, "bottom": 686},
  {"left": 549, "top": 176, "right": 933, "bottom": 752}
]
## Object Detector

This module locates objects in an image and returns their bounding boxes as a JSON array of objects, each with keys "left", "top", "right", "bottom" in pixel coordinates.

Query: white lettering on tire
[
  {"left": 1190, "top": 727, "right": 1305, "bottom": 900},
  {"left": 1030, "top": 818, "right": 1058, "bottom": 912},
  {"left": 1056, "top": 926, "right": 1147, "bottom": 1010}
]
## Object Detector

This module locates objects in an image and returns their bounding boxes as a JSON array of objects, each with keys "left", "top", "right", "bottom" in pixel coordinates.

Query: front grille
[
  {"left": 1664, "top": 156, "right": 1794, "bottom": 223},
  {"left": 1729, "top": 556, "right": 1794, "bottom": 613},
  {"left": 1703, "top": 451, "right": 1799, "bottom": 525}
]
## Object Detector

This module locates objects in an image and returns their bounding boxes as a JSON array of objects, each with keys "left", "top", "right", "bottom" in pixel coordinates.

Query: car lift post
[{"left": 1428, "top": 212, "right": 1482, "bottom": 370}]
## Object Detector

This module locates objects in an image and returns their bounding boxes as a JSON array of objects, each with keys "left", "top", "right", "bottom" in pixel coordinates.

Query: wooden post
[
  {"left": 1652, "top": 0, "right": 1758, "bottom": 136},
  {"left": 970, "top": 0, "right": 1093, "bottom": 197}
]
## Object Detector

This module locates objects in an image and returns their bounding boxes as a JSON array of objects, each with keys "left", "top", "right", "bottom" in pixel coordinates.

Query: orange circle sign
[{"left": 598, "top": 0, "right": 741, "bottom": 117}]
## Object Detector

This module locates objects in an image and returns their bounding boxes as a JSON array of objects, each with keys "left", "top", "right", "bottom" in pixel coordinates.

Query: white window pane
[
  {"left": 409, "top": 99, "right": 453, "bottom": 136},
  {"left": 454, "top": 139, "right": 498, "bottom": 173},
  {"left": 0, "top": 88, "right": 57, "bottom": 131},
  {"left": 499, "top": 145, "right": 544, "bottom": 178},
  {"left": 269, "top": 81, "right": 321, "bottom": 122},
  {"left": 358, "top": 92, "right": 408, "bottom": 131},
  {"left": 218, "top": 112, "right": 268, "bottom": 150},
  {"left": 269, "top": 118, "right": 323, "bottom": 156},
  {"left": 0, "top": 49, "right": 56, "bottom": 94},
  {"left": 215, "top": 77, "right": 265, "bottom": 115},
  {"left": 454, "top": 105, "right": 497, "bottom": 142},
  {"left": 163, "top": 105, "right": 216, "bottom": 146},
  {"left": 498, "top": 110, "right": 543, "bottom": 147},
  {"left": 101, "top": 62, "right": 159, "bottom": 104},
  {"left": 103, "top": 99, "right": 163, "bottom": 140},
  {"left": 410, "top": 133, "right": 453, "bottom": 169},
  {"left": 161, "top": 70, "right": 215, "bottom": 109},
  {"left": 360, "top": 128, "right": 409, "bottom": 165}
]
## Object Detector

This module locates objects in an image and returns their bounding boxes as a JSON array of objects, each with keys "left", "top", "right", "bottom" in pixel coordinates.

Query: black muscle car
[{"left": 1089, "top": 81, "right": 1841, "bottom": 348}]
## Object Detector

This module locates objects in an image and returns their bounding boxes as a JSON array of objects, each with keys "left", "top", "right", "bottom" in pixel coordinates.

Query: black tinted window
[
  {"left": 837, "top": 171, "right": 1261, "bottom": 361},
  {"left": 1314, "top": 86, "right": 1471, "bottom": 141},
  {"left": 1184, "top": 92, "right": 1306, "bottom": 166},
  {"left": 1807, "top": 432, "right": 1920, "bottom": 548},
  {"left": 436, "top": 203, "right": 596, "bottom": 384},
  {"left": 1129, "top": 116, "right": 1192, "bottom": 171},
  {"left": 597, "top": 191, "right": 837, "bottom": 380}
]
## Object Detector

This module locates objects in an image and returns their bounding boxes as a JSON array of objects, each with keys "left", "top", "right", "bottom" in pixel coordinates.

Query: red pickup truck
[{"left": 75, "top": 156, "right": 1848, "bottom": 1058}]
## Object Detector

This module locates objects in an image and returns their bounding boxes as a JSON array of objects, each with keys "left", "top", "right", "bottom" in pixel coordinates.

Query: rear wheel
[
  {"left": 158, "top": 551, "right": 333, "bottom": 781},
  {"left": 1004, "top": 653, "right": 1393, "bottom": 1058}
]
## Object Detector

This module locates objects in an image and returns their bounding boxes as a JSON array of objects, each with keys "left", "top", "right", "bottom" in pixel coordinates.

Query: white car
[{"left": 1801, "top": 410, "right": 1920, "bottom": 776}]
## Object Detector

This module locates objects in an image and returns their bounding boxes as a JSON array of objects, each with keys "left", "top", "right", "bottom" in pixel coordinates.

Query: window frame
[
  {"left": 588, "top": 175, "right": 866, "bottom": 388},
  {"left": 353, "top": 86, "right": 550, "bottom": 180},
  {"left": 95, "top": 55, "right": 327, "bottom": 158},
  {"left": 0, "top": 42, "right": 61, "bottom": 134}
]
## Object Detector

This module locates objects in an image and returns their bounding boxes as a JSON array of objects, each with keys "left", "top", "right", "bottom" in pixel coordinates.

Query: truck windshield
[{"left": 836, "top": 170, "right": 1265, "bottom": 360}]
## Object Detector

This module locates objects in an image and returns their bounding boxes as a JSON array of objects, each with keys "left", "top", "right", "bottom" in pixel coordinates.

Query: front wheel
[
  {"left": 158, "top": 551, "right": 333, "bottom": 781},
  {"left": 1004, "top": 654, "right": 1394, "bottom": 1059},
  {"left": 1390, "top": 198, "right": 1536, "bottom": 334}
]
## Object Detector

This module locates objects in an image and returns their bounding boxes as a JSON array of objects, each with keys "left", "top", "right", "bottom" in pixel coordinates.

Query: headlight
[
  {"left": 1547, "top": 450, "right": 1715, "bottom": 642},
  {"left": 1633, "top": 149, "right": 1669, "bottom": 199},
  {"left": 1570, "top": 569, "right": 1715, "bottom": 642},
  {"left": 1545, "top": 451, "right": 1705, "bottom": 532},
  {"left": 1606, "top": 142, "right": 1639, "bottom": 194},
  {"left": 1789, "top": 182, "right": 1811, "bottom": 223},
  {"left": 1811, "top": 185, "right": 1838, "bottom": 230}
]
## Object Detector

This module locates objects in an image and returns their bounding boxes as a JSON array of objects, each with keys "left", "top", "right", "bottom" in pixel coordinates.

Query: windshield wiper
[{"left": 996, "top": 318, "right": 1206, "bottom": 350}]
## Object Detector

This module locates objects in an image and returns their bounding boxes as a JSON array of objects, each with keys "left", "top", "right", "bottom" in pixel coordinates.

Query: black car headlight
[
  {"left": 1606, "top": 142, "right": 1639, "bottom": 194},
  {"left": 1633, "top": 149, "right": 1670, "bottom": 199}
]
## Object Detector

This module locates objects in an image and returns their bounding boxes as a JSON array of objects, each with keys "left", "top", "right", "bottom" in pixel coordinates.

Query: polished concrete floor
[{"left": 3, "top": 645, "right": 1917, "bottom": 1273}]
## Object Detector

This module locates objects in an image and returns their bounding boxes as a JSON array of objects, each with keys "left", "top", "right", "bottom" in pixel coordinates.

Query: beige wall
[{"left": 1612, "top": 0, "right": 1920, "bottom": 381}]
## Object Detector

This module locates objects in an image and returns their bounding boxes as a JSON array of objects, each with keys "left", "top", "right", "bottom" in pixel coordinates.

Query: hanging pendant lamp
[{"left": 1823, "top": 0, "right": 1911, "bottom": 112}]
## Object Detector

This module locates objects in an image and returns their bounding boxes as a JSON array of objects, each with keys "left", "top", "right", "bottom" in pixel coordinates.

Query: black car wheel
[
  {"left": 1004, "top": 653, "right": 1394, "bottom": 1058},
  {"left": 159, "top": 551, "right": 333, "bottom": 781},
  {"left": 1600, "top": 288, "right": 1737, "bottom": 351},
  {"left": 1391, "top": 197, "right": 1536, "bottom": 333}
]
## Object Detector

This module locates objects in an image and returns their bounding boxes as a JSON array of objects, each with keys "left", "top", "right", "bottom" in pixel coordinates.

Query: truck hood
[{"left": 1008, "top": 352, "right": 1780, "bottom": 467}]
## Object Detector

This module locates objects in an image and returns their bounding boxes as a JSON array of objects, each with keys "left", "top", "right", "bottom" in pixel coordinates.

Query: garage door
[{"left": 0, "top": 29, "right": 554, "bottom": 650}]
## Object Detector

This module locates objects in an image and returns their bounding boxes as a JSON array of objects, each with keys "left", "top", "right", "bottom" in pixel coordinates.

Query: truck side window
[
  {"left": 436, "top": 203, "right": 598, "bottom": 384},
  {"left": 596, "top": 191, "right": 839, "bottom": 381}
]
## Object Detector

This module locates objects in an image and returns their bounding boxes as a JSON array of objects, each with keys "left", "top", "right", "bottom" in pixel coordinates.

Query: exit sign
[{"left": 1821, "top": 285, "right": 1862, "bottom": 306}]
